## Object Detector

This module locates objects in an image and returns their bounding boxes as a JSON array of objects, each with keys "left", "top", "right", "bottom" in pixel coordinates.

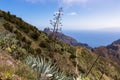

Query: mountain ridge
[{"left": 0, "top": 10, "right": 120, "bottom": 80}]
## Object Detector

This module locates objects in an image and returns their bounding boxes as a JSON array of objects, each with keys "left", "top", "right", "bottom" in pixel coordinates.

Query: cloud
[
  {"left": 60, "top": 0, "right": 88, "bottom": 4},
  {"left": 22, "top": 0, "right": 93, "bottom": 4},
  {"left": 68, "top": 12, "right": 78, "bottom": 16}
]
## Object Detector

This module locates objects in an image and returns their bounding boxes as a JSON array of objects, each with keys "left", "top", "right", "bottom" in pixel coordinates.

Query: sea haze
[{"left": 63, "top": 30, "right": 120, "bottom": 48}]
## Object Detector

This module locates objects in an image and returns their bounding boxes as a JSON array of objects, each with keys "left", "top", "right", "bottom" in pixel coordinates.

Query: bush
[
  {"left": 19, "top": 25, "right": 29, "bottom": 33},
  {"left": 3, "top": 23, "right": 13, "bottom": 32},
  {"left": 14, "top": 30, "right": 22, "bottom": 40},
  {"left": 35, "top": 48, "right": 42, "bottom": 54},
  {"left": 39, "top": 41, "right": 48, "bottom": 48},
  {"left": 70, "top": 54, "right": 76, "bottom": 59},
  {"left": 30, "top": 32, "right": 39, "bottom": 40},
  {"left": 15, "top": 64, "right": 37, "bottom": 80}
]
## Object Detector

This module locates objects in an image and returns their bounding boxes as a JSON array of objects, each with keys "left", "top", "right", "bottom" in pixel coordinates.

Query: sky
[{"left": 0, "top": 0, "right": 120, "bottom": 31}]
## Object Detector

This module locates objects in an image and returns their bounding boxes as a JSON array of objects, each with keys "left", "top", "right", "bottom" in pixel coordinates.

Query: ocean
[{"left": 63, "top": 30, "right": 120, "bottom": 48}]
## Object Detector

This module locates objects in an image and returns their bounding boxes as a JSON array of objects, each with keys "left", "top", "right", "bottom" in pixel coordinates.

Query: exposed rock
[
  {"left": 112, "top": 39, "right": 120, "bottom": 44},
  {"left": 0, "top": 53, "right": 19, "bottom": 68}
]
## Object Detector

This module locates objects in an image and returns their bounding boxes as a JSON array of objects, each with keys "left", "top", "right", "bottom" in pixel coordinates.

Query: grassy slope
[
  {"left": 0, "top": 10, "right": 120, "bottom": 80},
  {"left": 0, "top": 50, "right": 37, "bottom": 80}
]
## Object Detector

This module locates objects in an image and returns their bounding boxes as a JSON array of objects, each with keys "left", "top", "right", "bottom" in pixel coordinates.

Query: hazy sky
[{"left": 0, "top": 0, "right": 120, "bottom": 30}]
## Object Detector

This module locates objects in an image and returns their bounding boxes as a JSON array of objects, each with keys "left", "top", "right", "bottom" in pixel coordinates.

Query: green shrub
[
  {"left": 3, "top": 23, "right": 13, "bottom": 32},
  {"left": 35, "top": 48, "right": 42, "bottom": 54},
  {"left": 19, "top": 25, "right": 29, "bottom": 33},
  {"left": 30, "top": 32, "right": 39, "bottom": 40},
  {"left": 15, "top": 64, "right": 37, "bottom": 80},
  {"left": 70, "top": 54, "right": 76, "bottom": 59},
  {"left": 39, "top": 41, "right": 48, "bottom": 48}
]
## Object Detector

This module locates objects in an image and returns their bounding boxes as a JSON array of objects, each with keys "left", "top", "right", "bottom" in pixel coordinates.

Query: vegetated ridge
[
  {"left": 0, "top": 10, "right": 120, "bottom": 80},
  {"left": 93, "top": 39, "right": 120, "bottom": 66}
]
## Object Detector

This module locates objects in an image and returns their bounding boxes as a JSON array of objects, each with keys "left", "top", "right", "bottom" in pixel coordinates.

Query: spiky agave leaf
[{"left": 25, "top": 56, "right": 66, "bottom": 80}]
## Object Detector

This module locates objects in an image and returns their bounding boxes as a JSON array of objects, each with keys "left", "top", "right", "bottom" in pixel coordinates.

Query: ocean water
[{"left": 63, "top": 30, "right": 120, "bottom": 48}]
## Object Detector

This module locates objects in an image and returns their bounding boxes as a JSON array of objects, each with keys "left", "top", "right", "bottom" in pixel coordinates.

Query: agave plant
[{"left": 25, "top": 56, "right": 66, "bottom": 80}]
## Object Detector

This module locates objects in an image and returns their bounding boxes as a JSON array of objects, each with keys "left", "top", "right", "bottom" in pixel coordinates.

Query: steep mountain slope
[{"left": 0, "top": 10, "right": 120, "bottom": 80}]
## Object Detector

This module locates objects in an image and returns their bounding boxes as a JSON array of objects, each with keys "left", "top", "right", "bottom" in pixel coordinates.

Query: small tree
[{"left": 50, "top": 7, "right": 63, "bottom": 39}]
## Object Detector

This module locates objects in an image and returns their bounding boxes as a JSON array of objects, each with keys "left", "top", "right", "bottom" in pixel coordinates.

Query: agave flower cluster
[{"left": 25, "top": 56, "right": 66, "bottom": 80}]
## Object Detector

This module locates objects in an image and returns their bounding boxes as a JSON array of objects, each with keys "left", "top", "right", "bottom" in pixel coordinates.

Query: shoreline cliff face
[{"left": 44, "top": 28, "right": 91, "bottom": 49}]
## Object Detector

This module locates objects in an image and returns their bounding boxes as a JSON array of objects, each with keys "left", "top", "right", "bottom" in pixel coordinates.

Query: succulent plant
[{"left": 25, "top": 56, "right": 66, "bottom": 80}]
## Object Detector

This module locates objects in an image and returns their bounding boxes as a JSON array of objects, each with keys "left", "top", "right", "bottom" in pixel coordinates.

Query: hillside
[
  {"left": 93, "top": 39, "right": 120, "bottom": 66},
  {"left": 0, "top": 10, "right": 120, "bottom": 80}
]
